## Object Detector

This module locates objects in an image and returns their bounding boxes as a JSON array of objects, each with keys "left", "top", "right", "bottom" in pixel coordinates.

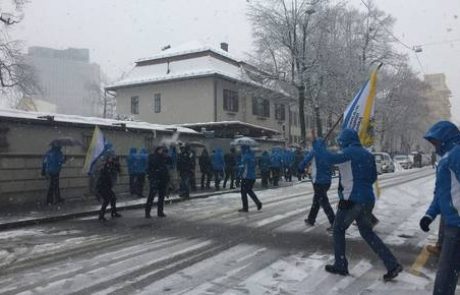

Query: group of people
[{"left": 41, "top": 120, "right": 460, "bottom": 293}]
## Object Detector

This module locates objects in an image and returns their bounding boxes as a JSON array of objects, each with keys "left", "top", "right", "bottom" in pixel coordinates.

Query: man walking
[
  {"left": 419, "top": 121, "right": 460, "bottom": 295},
  {"left": 238, "top": 145, "right": 262, "bottom": 212},
  {"left": 314, "top": 129, "right": 402, "bottom": 281},
  {"left": 299, "top": 140, "right": 335, "bottom": 229}
]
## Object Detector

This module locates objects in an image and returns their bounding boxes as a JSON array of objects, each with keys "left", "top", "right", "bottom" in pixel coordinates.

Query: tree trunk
[
  {"left": 298, "top": 85, "right": 307, "bottom": 146},
  {"left": 314, "top": 104, "right": 323, "bottom": 138}
]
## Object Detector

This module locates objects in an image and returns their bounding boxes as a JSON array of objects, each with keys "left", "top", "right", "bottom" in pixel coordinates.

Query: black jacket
[
  {"left": 177, "top": 150, "right": 195, "bottom": 175},
  {"left": 199, "top": 151, "right": 212, "bottom": 173},
  {"left": 224, "top": 152, "right": 237, "bottom": 170},
  {"left": 147, "top": 152, "right": 171, "bottom": 183}
]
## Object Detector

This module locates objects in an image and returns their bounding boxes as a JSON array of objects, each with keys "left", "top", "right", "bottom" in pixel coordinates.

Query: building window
[
  {"left": 223, "top": 89, "right": 239, "bottom": 112},
  {"left": 275, "top": 104, "right": 285, "bottom": 121},
  {"left": 154, "top": 93, "right": 161, "bottom": 113},
  {"left": 252, "top": 97, "right": 270, "bottom": 117},
  {"left": 131, "top": 96, "right": 139, "bottom": 114}
]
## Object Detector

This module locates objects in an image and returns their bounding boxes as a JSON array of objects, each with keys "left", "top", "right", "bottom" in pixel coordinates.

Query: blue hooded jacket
[
  {"left": 240, "top": 145, "right": 256, "bottom": 180},
  {"left": 127, "top": 147, "right": 138, "bottom": 175},
  {"left": 259, "top": 151, "right": 271, "bottom": 172},
  {"left": 283, "top": 149, "right": 295, "bottom": 168},
  {"left": 211, "top": 148, "right": 225, "bottom": 171},
  {"left": 299, "top": 140, "right": 332, "bottom": 184},
  {"left": 137, "top": 148, "right": 148, "bottom": 174},
  {"left": 270, "top": 148, "right": 283, "bottom": 168},
  {"left": 42, "top": 145, "right": 64, "bottom": 175},
  {"left": 314, "top": 129, "right": 377, "bottom": 204},
  {"left": 424, "top": 121, "right": 460, "bottom": 227}
]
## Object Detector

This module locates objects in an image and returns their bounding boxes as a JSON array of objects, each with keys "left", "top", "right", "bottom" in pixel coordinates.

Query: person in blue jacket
[
  {"left": 136, "top": 148, "right": 148, "bottom": 198},
  {"left": 258, "top": 151, "right": 271, "bottom": 188},
  {"left": 270, "top": 148, "right": 283, "bottom": 186},
  {"left": 283, "top": 148, "right": 295, "bottom": 182},
  {"left": 127, "top": 147, "right": 138, "bottom": 196},
  {"left": 419, "top": 121, "right": 460, "bottom": 295},
  {"left": 211, "top": 148, "right": 225, "bottom": 190},
  {"left": 238, "top": 145, "right": 262, "bottom": 212},
  {"left": 42, "top": 143, "right": 65, "bottom": 205},
  {"left": 314, "top": 129, "right": 402, "bottom": 281},
  {"left": 299, "top": 140, "right": 335, "bottom": 228}
]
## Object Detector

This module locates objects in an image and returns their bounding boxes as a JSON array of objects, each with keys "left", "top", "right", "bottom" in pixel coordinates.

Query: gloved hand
[{"left": 419, "top": 216, "right": 433, "bottom": 232}]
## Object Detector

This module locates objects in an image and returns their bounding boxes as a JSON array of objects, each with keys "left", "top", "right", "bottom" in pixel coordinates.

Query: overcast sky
[{"left": 11, "top": 0, "right": 460, "bottom": 121}]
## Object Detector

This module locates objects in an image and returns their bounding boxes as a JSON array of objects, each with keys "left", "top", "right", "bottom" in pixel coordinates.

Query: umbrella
[
  {"left": 50, "top": 137, "right": 83, "bottom": 147},
  {"left": 231, "top": 137, "right": 258, "bottom": 146}
]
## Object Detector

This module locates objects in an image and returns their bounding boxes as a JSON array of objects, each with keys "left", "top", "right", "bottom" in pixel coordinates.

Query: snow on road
[{"left": 0, "top": 168, "right": 454, "bottom": 295}]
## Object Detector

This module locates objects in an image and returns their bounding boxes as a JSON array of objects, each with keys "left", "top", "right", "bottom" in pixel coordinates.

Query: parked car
[
  {"left": 374, "top": 152, "right": 395, "bottom": 174},
  {"left": 393, "top": 154, "right": 412, "bottom": 169}
]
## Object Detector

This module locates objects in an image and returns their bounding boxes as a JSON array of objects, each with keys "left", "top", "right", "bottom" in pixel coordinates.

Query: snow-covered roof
[
  {"left": 106, "top": 41, "right": 292, "bottom": 98},
  {"left": 178, "top": 121, "right": 281, "bottom": 135},
  {"left": 135, "top": 40, "right": 241, "bottom": 64},
  {"left": 0, "top": 108, "right": 198, "bottom": 134}
]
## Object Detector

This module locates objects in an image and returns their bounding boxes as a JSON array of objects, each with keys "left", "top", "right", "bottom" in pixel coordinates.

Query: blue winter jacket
[
  {"left": 299, "top": 140, "right": 332, "bottom": 184},
  {"left": 42, "top": 146, "right": 65, "bottom": 175},
  {"left": 424, "top": 121, "right": 460, "bottom": 227},
  {"left": 270, "top": 149, "right": 283, "bottom": 168},
  {"left": 211, "top": 148, "right": 225, "bottom": 171},
  {"left": 259, "top": 151, "right": 271, "bottom": 172},
  {"left": 283, "top": 149, "right": 295, "bottom": 168},
  {"left": 240, "top": 146, "right": 256, "bottom": 180},
  {"left": 137, "top": 148, "right": 148, "bottom": 174},
  {"left": 314, "top": 129, "right": 377, "bottom": 204},
  {"left": 127, "top": 147, "right": 138, "bottom": 175}
]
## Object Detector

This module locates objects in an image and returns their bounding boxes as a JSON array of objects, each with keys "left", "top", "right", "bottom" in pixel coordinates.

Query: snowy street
[{"left": 0, "top": 168, "right": 453, "bottom": 295}]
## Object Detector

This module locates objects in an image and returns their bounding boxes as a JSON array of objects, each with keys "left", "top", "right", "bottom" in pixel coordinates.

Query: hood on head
[
  {"left": 424, "top": 121, "right": 460, "bottom": 156},
  {"left": 129, "top": 147, "right": 137, "bottom": 154},
  {"left": 241, "top": 145, "right": 251, "bottom": 153},
  {"left": 140, "top": 148, "right": 147, "bottom": 154},
  {"left": 337, "top": 129, "right": 361, "bottom": 148}
]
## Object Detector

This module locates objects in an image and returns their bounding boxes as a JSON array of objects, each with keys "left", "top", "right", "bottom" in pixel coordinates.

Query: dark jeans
[
  {"left": 241, "top": 179, "right": 261, "bottom": 210},
  {"left": 214, "top": 170, "right": 223, "bottom": 189},
  {"left": 146, "top": 179, "right": 167, "bottom": 216},
  {"left": 200, "top": 171, "right": 212, "bottom": 189},
  {"left": 179, "top": 173, "right": 191, "bottom": 197},
  {"left": 190, "top": 171, "right": 197, "bottom": 191},
  {"left": 271, "top": 167, "right": 281, "bottom": 186},
  {"left": 46, "top": 174, "right": 62, "bottom": 204},
  {"left": 284, "top": 167, "right": 292, "bottom": 182},
  {"left": 438, "top": 217, "right": 445, "bottom": 246},
  {"left": 136, "top": 173, "right": 145, "bottom": 197},
  {"left": 333, "top": 202, "right": 399, "bottom": 272},
  {"left": 98, "top": 188, "right": 117, "bottom": 218},
  {"left": 433, "top": 226, "right": 460, "bottom": 295},
  {"left": 223, "top": 168, "right": 235, "bottom": 188},
  {"left": 129, "top": 174, "right": 136, "bottom": 194},
  {"left": 307, "top": 183, "right": 335, "bottom": 225},
  {"left": 261, "top": 170, "right": 270, "bottom": 187}
]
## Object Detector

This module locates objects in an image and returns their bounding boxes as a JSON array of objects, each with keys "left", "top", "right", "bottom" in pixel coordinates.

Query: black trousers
[
  {"left": 261, "top": 170, "right": 270, "bottom": 187},
  {"left": 46, "top": 174, "right": 61, "bottom": 204},
  {"left": 241, "top": 179, "right": 261, "bottom": 210},
  {"left": 307, "top": 183, "right": 335, "bottom": 225},
  {"left": 214, "top": 170, "right": 223, "bottom": 189},
  {"left": 136, "top": 173, "right": 146, "bottom": 197},
  {"left": 223, "top": 168, "right": 235, "bottom": 188},
  {"left": 99, "top": 188, "right": 117, "bottom": 217},
  {"left": 129, "top": 174, "right": 136, "bottom": 194},
  {"left": 146, "top": 179, "right": 167, "bottom": 216},
  {"left": 201, "top": 171, "right": 212, "bottom": 189},
  {"left": 271, "top": 167, "right": 281, "bottom": 186}
]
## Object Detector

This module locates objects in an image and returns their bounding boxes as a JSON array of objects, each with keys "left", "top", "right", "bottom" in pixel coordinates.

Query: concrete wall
[
  {"left": 0, "top": 119, "right": 282, "bottom": 207},
  {"left": 116, "top": 77, "right": 215, "bottom": 124}
]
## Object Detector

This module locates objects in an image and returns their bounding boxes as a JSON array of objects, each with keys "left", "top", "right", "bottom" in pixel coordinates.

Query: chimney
[{"left": 220, "top": 42, "right": 229, "bottom": 52}]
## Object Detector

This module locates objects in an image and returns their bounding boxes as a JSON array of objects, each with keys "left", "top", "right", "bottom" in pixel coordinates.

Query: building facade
[
  {"left": 107, "top": 41, "right": 303, "bottom": 143},
  {"left": 25, "top": 46, "right": 102, "bottom": 116},
  {"left": 424, "top": 73, "right": 452, "bottom": 120}
]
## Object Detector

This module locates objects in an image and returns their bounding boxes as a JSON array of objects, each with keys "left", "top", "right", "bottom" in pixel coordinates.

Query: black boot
[
  {"left": 111, "top": 212, "right": 122, "bottom": 218},
  {"left": 325, "top": 264, "right": 349, "bottom": 276},
  {"left": 383, "top": 264, "right": 403, "bottom": 282}
]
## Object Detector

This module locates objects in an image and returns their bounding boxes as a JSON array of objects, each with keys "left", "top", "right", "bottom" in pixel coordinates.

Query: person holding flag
[{"left": 313, "top": 64, "right": 402, "bottom": 280}]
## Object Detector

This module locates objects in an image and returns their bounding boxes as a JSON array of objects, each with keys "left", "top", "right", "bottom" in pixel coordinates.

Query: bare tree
[{"left": 0, "top": 0, "right": 39, "bottom": 107}]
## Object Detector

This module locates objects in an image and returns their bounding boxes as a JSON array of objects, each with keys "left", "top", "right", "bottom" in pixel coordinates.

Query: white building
[{"left": 107, "top": 41, "right": 304, "bottom": 143}]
